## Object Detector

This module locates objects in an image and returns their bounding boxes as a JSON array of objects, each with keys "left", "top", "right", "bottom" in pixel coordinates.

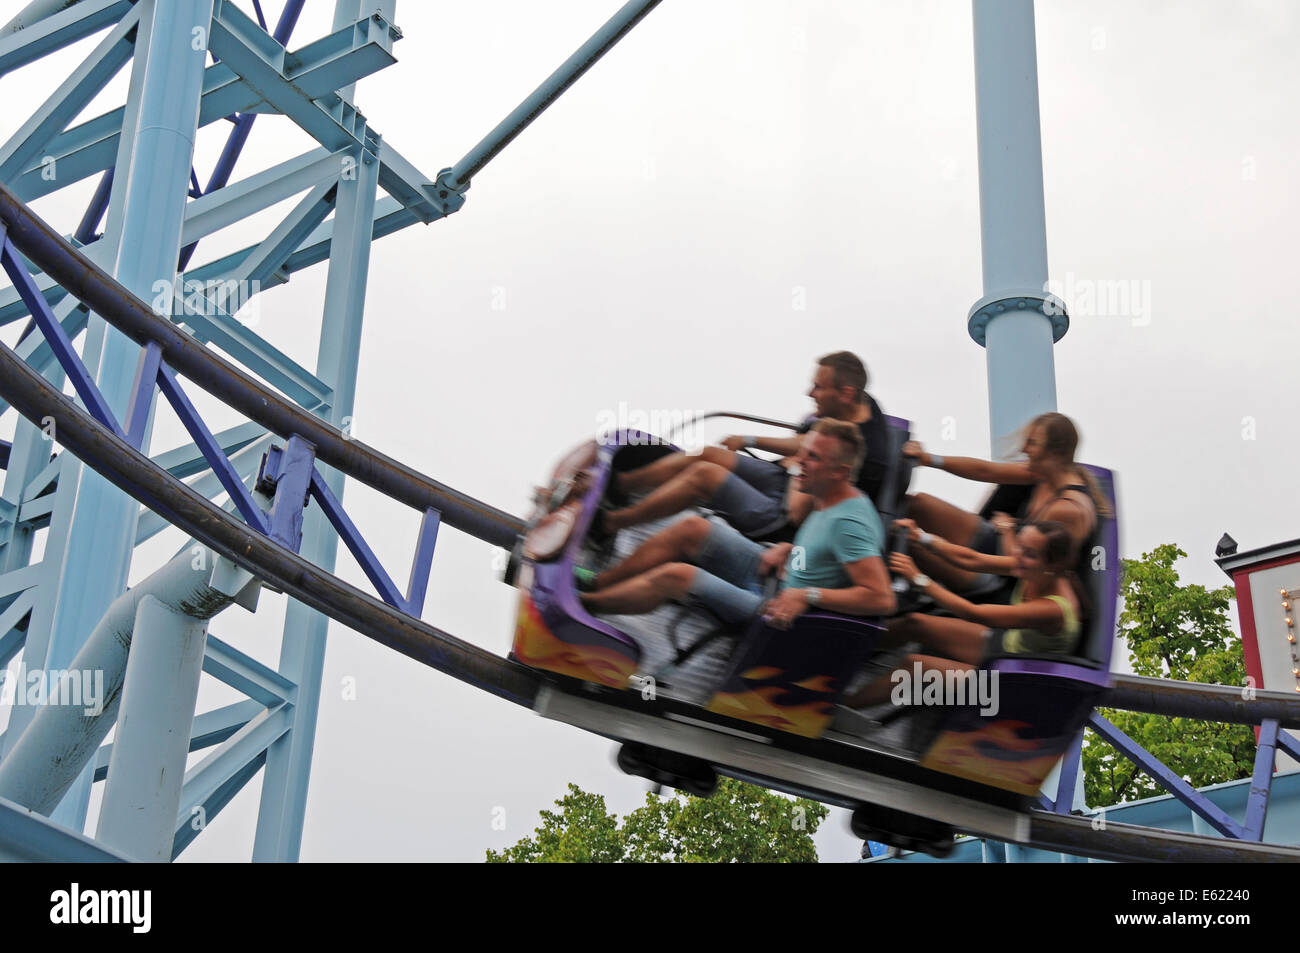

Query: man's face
[
  {"left": 808, "top": 365, "right": 850, "bottom": 418},
  {"left": 792, "top": 432, "right": 846, "bottom": 497}
]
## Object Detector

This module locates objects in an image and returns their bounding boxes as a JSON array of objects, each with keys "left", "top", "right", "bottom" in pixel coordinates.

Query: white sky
[{"left": 1, "top": 0, "right": 1297, "bottom": 862}]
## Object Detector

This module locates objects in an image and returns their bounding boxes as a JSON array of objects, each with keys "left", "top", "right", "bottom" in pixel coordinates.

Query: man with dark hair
[
  {"left": 580, "top": 424, "right": 894, "bottom": 627},
  {"left": 594, "top": 352, "right": 890, "bottom": 542}
]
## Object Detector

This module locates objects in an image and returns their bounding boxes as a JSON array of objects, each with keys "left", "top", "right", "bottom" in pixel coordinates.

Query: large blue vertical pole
[
  {"left": 6, "top": 0, "right": 214, "bottom": 831},
  {"left": 966, "top": 0, "right": 1067, "bottom": 458},
  {"left": 252, "top": 0, "right": 386, "bottom": 861}
]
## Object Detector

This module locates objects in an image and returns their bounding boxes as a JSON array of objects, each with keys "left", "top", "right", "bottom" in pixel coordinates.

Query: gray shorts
[
  {"left": 685, "top": 521, "right": 768, "bottom": 625},
  {"left": 970, "top": 517, "right": 1004, "bottom": 556},
  {"left": 707, "top": 454, "right": 789, "bottom": 539}
]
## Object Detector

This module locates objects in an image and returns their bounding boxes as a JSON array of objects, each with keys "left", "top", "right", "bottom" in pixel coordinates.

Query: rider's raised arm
[
  {"left": 748, "top": 434, "right": 802, "bottom": 457},
  {"left": 924, "top": 579, "right": 1064, "bottom": 632},
  {"left": 929, "top": 455, "right": 1035, "bottom": 485},
  {"left": 907, "top": 441, "right": 1035, "bottom": 485},
  {"left": 924, "top": 535, "right": 1016, "bottom": 575}
]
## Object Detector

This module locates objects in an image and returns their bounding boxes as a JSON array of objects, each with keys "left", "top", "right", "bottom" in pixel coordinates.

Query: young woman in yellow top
[{"left": 842, "top": 520, "right": 1085, "bottom": 709}]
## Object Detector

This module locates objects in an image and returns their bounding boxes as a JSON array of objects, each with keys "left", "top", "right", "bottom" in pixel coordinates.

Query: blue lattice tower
[
  {"left": 0, "top": 0, "right": 664, "bottom": 863},
  {"left": 0, "top": 0, "right": 448, "bottom": 860}
]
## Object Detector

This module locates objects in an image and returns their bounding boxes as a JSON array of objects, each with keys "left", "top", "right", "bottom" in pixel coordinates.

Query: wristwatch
[
  {"left": 911, "top": 574, "right": 931, "bottom": 591},
  {"left": 805, "top": 588, "right": 822, "bottom": 607}
]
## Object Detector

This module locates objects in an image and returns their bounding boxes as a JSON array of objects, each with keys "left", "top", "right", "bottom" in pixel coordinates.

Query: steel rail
[
  {"left": 662, "top": 410, "right": 802, "bottom": 442},
  {"left": 0, "top": 333, "right": 542, "bottom": 708},
  {"left": 1026, "top": 811, "right": 1300, "bottom": 863},
  {"left": 0, "top": 183, "right": 525, "bottom": 550},
  {"left": 1102, "top": 673, "right": 1300, "bottom": 727}
]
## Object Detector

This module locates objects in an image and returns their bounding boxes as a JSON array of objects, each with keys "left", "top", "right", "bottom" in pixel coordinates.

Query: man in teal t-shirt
[
  {"left": 784, "top": 495, "right": 884, "bottom": 591},
  {"left": 581, "top": 420, "right": 895, "bottom": 627}
]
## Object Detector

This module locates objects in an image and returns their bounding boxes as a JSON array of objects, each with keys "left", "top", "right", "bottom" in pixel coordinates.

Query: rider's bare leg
[
  {"left": 616, "top": 445, "right": 738, "bottom": 496},
  {"left": 605, "top": 461, "right": 731, "bottom": 532},
  {"left": 580, "top": 562, "right": 696, "bottom": 616},
  {"left": 593, "top": 516, "right": 712, "bottom": 589}
]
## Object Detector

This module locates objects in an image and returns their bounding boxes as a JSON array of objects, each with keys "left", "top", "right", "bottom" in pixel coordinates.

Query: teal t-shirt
[{"left": 782, "top": 494, "right": 884, "bottom": 591}]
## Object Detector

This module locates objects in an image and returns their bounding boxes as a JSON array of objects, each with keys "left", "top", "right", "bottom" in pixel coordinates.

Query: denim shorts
[
  {"left": 707, "top": 454, "right": 790, "bottom": 538},
  {"left": 686, "top": 520, "right": 768, "bottom": 625},
  {"left": 970, "top": 517, "right": 1004, "bottom": 556}
]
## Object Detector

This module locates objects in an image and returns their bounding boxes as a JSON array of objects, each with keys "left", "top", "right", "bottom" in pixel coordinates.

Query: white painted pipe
[
  {"left": 96, "top": 595, "right": 209, "bottom": 861},
  {"left": 0, "top": 545, "right": 254, "bottom": 816}
]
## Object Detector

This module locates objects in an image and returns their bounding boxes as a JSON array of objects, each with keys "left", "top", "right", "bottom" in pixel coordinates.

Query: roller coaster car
[{"left": 507, "top": 416, "right": 1119, "bottom": 812}]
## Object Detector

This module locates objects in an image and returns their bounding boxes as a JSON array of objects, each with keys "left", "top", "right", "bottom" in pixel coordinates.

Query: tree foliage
[
  {"left": 486, "top": 778, "right": 828, "bottom": 863},
  {"left": 1083, "top": 543, "right": 1256, "bottom": 807}
]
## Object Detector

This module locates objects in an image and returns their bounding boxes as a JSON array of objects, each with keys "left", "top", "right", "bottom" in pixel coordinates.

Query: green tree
[
  {"left": 1083, "top": 543, "right": 1257, "bottom": 807},
  {"left": 486, "top": 778, "right": 828, "bottom": 863}
]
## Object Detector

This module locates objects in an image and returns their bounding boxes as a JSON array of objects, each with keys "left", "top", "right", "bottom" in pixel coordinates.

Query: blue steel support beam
[
  {"left": 0, "top": 795, "right": 131, "bottom": 862},
  {"left": 308, "top": 465, "right": 405, "bottom": 608},
  {"left": 0, "top": 0, "right": 132, "bottom": 77},
  {"left": 0, "top": 290, "right": 91, "bottom": 430},
  {"left": 178, "top": 148, "right": 342, "bottom": 249},
  {"left": 405, "top": 507, "right": 440, "bottom": 617},
  {"left": 1088, "top": 713, "right": 1246, "bottom": 839},
  {"left": 203, "top": 636, "right": 296, "bottom": 707},
  {"left": 187, "top": 195, "right": 420, "bottom": 296},
  {"left": 253, "top": 110, "right": 381, "bottom": 861},
  {"left": 0, "top": 370, "right": 62, "bottom": 622},
  {"left": 10, "top": 0, "right": 216, "bottom": 833},
  {"left": 175, "top": 704, "right": 293, "bottom": 859},
  {"left": 157, "top": 364, "right": 271, "bottom": 535},
  {"left": 11, "top": 16, "right": 409, "bottom": 206},
  {"left": 1244, "top": 719, "right": 1280, "bottom": 841},
  {"left": 93, "top": 699, "right": 267, "bottom": 781},
  {"left": 123, "top": 341, "right": 161, "bottom": 450},
  {"left": 0, "top": 235, "right": 118, "bottom": 327},
  {"left": 0, "top": 5, "right": 139, "bottom": 183},
  {"left": 135, "top": 434, "right": 276, "bottom": 545},
  {"left": 151, "top": 420, "right": 268, "bottom": 480},
  {"left": 12, "top": 62, "right": 244, "bottom": 203},
  {"left": 1, "top": 232, "right": 126, "bottom": 439},
  {"left": 179, "top": 0, "right": 307, "bottom": 270},
  {"left": 260, "top": 435, "right": 316, "bottom": 552},
  {"left": 1052, "top": 729, "right": 1084, "bottom": 814},
  {"left": 224, "top": 178, "right": 338, "bottom": 287},
  {"left": 1277, "top": 730, "right": 1300, "bottom": 764},
  {"left": 206, "top": 3, "right": 394, "bottom": 149},
  {"left": 0, "top": 591, "right": 36, "bottom": 667},
  {"left": 170, "top": 274, "right": 335, "bottom": 409}
]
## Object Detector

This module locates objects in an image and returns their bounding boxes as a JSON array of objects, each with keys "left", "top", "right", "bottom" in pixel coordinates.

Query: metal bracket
[
  {"left": 255, "top": 434, "right": 317, "bottom": 552},
  {"left": 966, "top": 290, "right": 1069, "bottom": 347}
]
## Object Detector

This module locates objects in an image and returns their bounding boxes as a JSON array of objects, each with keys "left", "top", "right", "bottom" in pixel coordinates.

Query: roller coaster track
[{"left": 1, "top": 185, "right": 1298, "bottom": 862}]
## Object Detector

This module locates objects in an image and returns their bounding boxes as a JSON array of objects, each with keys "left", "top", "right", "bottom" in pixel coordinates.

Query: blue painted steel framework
[
  {"left": 0, "top": 0, "right": 1293, "bottom": 863},
  {"left": 0, "top": 0, "right": 665, "bottom": 861}
]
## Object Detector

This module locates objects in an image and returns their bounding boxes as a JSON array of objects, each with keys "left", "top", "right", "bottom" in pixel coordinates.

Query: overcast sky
[{"left": 2, "top": 0, "right": 1298, "bottom": 862}]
